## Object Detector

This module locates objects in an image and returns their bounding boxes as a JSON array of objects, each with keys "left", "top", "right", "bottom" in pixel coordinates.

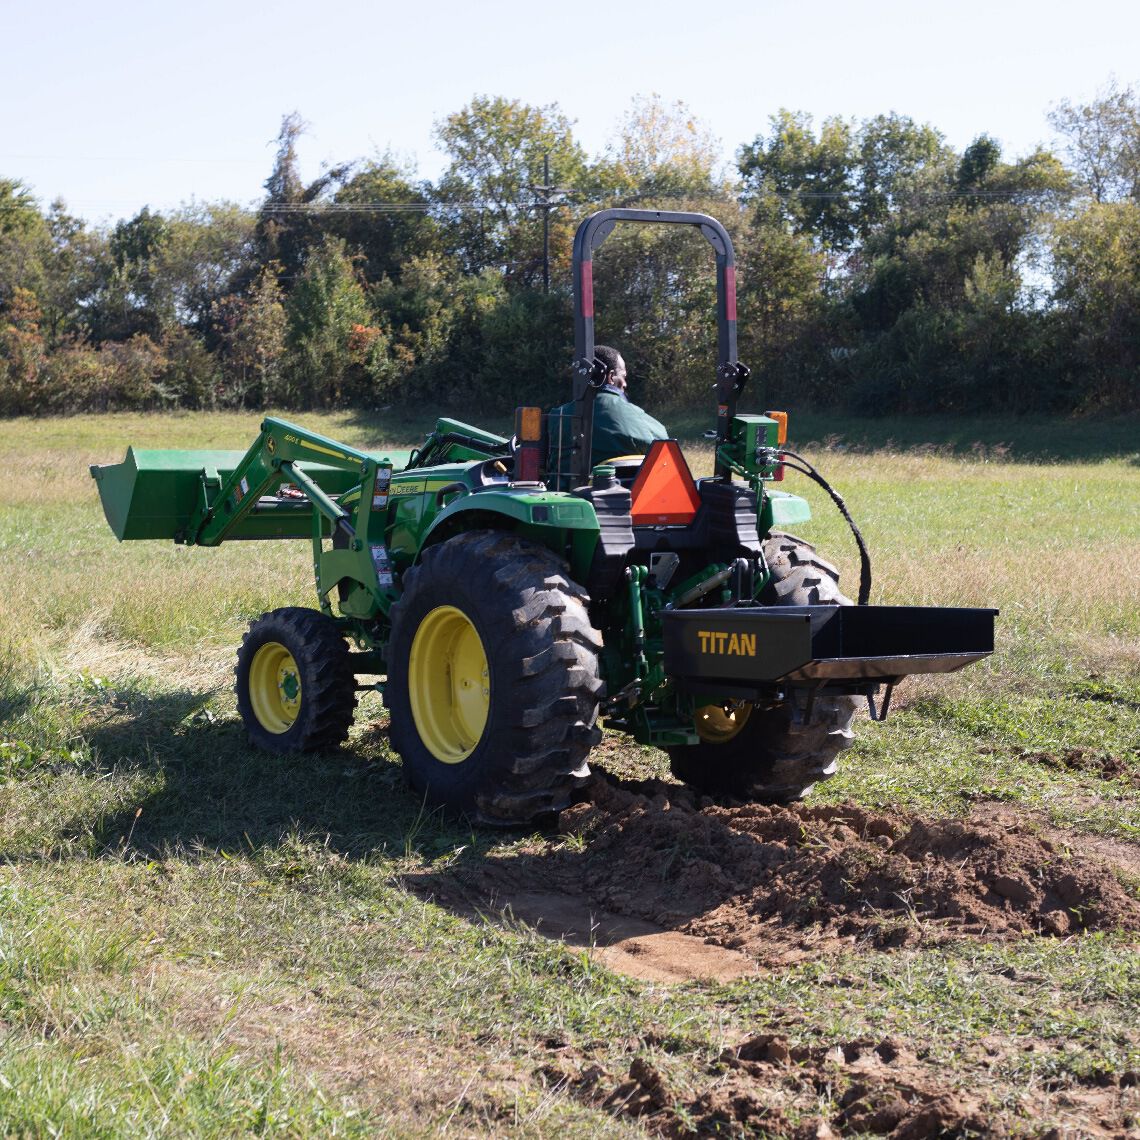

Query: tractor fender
[
  {"left": 418, "top": 489, "right": 601, "bottom": 579},
  {"left": 761, "top": 489, "right": 812, "bottom": 532}
]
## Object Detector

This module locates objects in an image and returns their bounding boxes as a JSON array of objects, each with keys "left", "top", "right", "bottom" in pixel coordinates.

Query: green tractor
[{"left": 92, "top": 209, "right": 995, "bottom": 824}]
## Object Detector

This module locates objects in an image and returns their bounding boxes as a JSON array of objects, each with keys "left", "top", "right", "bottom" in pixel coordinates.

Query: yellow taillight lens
[
  {"left": 515, "top": 406, "right": 543, "bottom": 442},
  {"left": 764, "top": 410, "right": 788, "bottom": 445}
]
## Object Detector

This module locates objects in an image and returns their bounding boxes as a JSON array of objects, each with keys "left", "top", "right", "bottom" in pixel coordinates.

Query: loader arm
[
  {"left": 91, "top": 417, "right": 403, "bottom": 622},
  {"left": 188, "top": 418, "right": 389, "bottom": 619}
]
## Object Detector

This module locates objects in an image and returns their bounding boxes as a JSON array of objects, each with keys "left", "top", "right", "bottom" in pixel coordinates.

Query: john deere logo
[
  {"left": 266, "top": 436, "right": 276, "bottom": 454},
  {"left": 697, "top": 630, "right": 757, "bottom": 657}
]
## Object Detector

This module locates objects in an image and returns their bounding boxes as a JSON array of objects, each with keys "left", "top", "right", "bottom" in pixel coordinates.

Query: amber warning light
[
  {"left": 763, "top": 410, "right": 788, "bottom": 482},
  {"left": 515, "top": 406, "right": 543, "bottom": 442},
  {"left": 514, "top": 406, "right": 544, "bottom": 481},
  {"left": 764, "top": 410, "right": 788, "bottom": 445}
]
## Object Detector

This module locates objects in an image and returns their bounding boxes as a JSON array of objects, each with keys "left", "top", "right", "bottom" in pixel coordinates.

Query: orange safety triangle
[{"left": 629, "top": 439, "right": 702, "bottom": 525}]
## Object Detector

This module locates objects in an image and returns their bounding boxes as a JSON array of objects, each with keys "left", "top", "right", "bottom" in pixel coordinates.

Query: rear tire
[
  {"left": 666, "top": 533, "right": 858, "bottom": 802},
  {"left": 235, "top": 608, "right": 357, "bottom": 753},
  {"left": 387, "top": 531, "right": 603, "bottom": 825}
]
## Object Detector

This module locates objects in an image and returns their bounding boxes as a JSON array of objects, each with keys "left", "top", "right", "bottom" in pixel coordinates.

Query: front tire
[
  {"left": 666, "top": 533, "right": 858, "bottom": 802},
  {"left": 235, "top": 608, "right": 357, "bottom": 753},
  {"left": 387, "top": 532, "right": 603, "bottom": 825}
]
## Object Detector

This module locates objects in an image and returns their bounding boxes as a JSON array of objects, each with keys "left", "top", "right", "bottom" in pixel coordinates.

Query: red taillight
[{"left": 516, "top": 446, "right": 541, "bottom": 482}]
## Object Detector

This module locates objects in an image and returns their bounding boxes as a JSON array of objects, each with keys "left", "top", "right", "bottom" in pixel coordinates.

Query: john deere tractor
[{"left": 92, "top": 209, "right": 996, "bottom": 824}]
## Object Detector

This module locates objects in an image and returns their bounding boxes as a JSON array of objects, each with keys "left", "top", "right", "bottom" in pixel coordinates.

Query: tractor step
[{"left": 662, "top": 604, "right": 997, "bottom": 689}]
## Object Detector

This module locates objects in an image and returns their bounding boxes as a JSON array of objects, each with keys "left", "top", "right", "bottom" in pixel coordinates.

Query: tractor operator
[{"left": 547, "top": 346, "right": 668, "bottom": 480}]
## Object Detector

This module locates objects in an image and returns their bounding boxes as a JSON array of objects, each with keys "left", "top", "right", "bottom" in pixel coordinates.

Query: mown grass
[{"left": 1, "top": 409, "right": 1138, "bottom": 1135}]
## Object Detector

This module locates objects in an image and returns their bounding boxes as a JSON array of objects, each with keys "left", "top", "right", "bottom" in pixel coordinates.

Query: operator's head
[{"left": 594, "top": 345, "right": 627, "bottom": 392}]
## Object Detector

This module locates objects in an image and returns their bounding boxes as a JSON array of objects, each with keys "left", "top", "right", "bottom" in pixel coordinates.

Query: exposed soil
[
  {"left": 539, "top": 1029, "right": 1140, "bottom": 1139},
  {"left": 1017, "top": 745, "right": 1138, "bottom": 784},
  {"left": 410, "top": 773, "right": 1140, "bottom": 973},
  {"left": 408, "top": 774, "right": 1140, "bottom": 1136}
]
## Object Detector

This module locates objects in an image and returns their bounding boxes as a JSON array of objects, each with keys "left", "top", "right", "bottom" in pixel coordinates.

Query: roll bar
[{"left": 569, "top": 209, "right": 750, "bottom": 487}]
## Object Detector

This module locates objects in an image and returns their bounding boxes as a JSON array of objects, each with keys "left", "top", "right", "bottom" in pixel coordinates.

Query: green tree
[
  {"left": 372, "top": 252, "right": 506, "bottom": 400},
  {"left": 739, "top": 111, "right": 954, "bottom": 253},
  {"left": 735, "top": 212, "right": 829, "bottom": 404},
  {"left": 836, "top": 136, "right": 1070, "bottom": 411},
  {"left": 597, "top": 95, "right": 722, "bottom": 199},
  {"left": 325, "top": 158, "right": 440, "bottom": 284},
  {"left": 90, "top": 206, "right": 172, "bottom": 341},
  {"left": 0, "top": 181, "right": 49, "bottom": 314},
  {"left": 738, "top": 110, "right": 857, "bottom": 250},
  {"left": 158, "top": 202, "right": 257, "bottom": 331},
  {"left": 471, "top": 289, "right": 573, "bottom": 408},
  {"left": 1049, "top": 80, "right": 1140, "bottom": 202},
  {"left": 0, "top": 287, "right": 46, "bottom": 413},
  {"left": 433, "top": 96, "right": 587, "bottom": 284},
  {"left": 0, "top": 193, "right": 109, "bottom": 348},
  {"left": 0, "top": 179, "right": 42, "bottom": 238},
  {"left": 97, "top": 334, "right": 168, "bottom": 408},
  {"left": 254, "top": 113, "right": 352, "bottom": 289},
  {"left": 214, "top": 265, "right": 289, "bottom": 407},
  {"left": 256, "top": 112, "right": 309, "bottom": 283},
  {"left": 855, "top": 114, "right": 949, "bottom": 237},
  {"left": 956, "top": 135, "right": 1003, "bottom": 193},
  {"left": 37, "top": 202, "right": 105, "bottom": 343},
  {"left": 156, "top": 326, "right": 220, "bottom": 408},
  {"left": 285, "top": 236, "right": 383, "bottom": 406},
  {"left": 1051, "top": 200, "right": 1140, "bottom": 409},
  {"left": 851, "top": 139, "right": 1067, "bottom": 324}
]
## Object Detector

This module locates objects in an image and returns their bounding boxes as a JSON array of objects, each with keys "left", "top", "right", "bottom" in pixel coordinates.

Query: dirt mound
[
  {"left": 556, "top": 776, "right": 1140, "bottom": 961},
  {"left": 413, "top": 774, "right": 1140, "bottom": 971},
  {"left": 410, "top": 778, "right": 1140, "bottom": 1132}
]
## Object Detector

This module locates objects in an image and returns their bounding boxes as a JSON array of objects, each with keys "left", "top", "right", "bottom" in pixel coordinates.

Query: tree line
[{"left": 1, "top": 88, "right": 1138, "bottom": 419}]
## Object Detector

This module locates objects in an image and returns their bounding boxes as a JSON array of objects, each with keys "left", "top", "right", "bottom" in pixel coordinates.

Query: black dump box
[{"left": 662, "top": 604, "right": 997, "bottom": 692}]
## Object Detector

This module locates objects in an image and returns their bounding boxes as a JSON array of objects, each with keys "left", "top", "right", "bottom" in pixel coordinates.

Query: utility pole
[
  {"left": 542, "top": 153, "right": 551, "bottom": 294},
  {"left": 528, "top": 153, "right": 571, "bottom": 293}
]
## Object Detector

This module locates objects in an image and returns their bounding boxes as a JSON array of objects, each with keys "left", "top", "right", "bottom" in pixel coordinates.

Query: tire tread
[{"left": 387, "top": 532, "right": 602, "bottom": 824}]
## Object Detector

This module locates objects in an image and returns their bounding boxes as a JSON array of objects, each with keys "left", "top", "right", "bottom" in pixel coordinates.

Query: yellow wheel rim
[
  {"left": 695, "top": 702, "right": 752, "bottom": 743},
  {"left": 408, "top": 605, "right": 490, "bottom": 764},
  {"left": 249, "top": 641, "right": 303, "bottom": 734}
]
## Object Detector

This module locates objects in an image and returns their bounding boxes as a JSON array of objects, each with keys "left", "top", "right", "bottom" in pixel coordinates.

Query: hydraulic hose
[{"left": 778, "top": 449, "right": 872, "bottom": 606}]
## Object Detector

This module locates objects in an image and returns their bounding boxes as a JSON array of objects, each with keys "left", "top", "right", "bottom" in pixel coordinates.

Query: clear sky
[{"left": 3, "top": 0, "right": 1136, "bottom": 223}]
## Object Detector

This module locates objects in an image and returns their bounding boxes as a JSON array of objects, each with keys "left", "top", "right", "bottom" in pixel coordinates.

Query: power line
[{"left": 0, "top": 186, "right": 1068, "bottom": 219}]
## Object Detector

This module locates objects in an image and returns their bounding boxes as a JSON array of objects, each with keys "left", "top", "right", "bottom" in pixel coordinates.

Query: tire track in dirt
[{"left": 540, "top": 1029, "right": 1140, "bottom": 1138}]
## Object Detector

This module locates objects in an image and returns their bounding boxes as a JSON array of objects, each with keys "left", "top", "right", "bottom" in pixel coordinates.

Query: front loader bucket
[
  {"left": 662, "top": 604, "right": 997, "bottom": 691},
  {"left": 91, "top": 448, "right": 249, "bottom": 541},
  {"left": 91, "top": 447, "right": 412, "bottom": 542}
]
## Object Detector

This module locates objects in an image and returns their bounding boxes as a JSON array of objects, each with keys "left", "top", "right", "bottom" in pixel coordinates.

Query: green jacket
[{"left": 547, "top": 389, "right": 669, "bottom": 480}]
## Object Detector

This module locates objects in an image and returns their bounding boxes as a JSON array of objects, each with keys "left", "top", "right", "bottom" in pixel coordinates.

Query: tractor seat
[{"left": 606, "top": 454, "right": 645, "bottom": 488}]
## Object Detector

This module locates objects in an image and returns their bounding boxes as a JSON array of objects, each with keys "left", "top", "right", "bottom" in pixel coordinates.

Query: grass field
[{"left": 1, "top": 408, "right": 1138, "bottom": 1137}]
